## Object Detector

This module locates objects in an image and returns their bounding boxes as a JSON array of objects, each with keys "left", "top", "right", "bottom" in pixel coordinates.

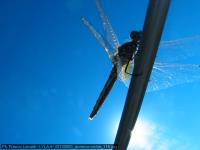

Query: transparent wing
[
  {"left": 157, "top": 35, "right": 200, "bottom": 62},
  {"left": 147, "top": 63, "right": 200, "bottom": 92},
  {"left": 160, "top": 35, "right": 200, "bottom": 48},
  {"left": 117, "top": 62, "right": 200, "bottom": 91},
  {"left": 118, "top": 60, "right": 134, "bottom": 87},
  {"left": 81, "top": 16, "right": 115, "bottom": 61},
  {"left": 96, "top": 0, "right": 120, "bottom": 49}
]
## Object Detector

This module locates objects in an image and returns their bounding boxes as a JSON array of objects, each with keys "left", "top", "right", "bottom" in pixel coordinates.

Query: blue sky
[{"left": 0, "top": 0, "right": 200, "bottom": 149}]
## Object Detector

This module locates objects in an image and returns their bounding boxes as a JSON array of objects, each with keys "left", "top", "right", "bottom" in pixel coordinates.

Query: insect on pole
[{"left": 114, "top": 0, "right": 171, "bottom": 149}]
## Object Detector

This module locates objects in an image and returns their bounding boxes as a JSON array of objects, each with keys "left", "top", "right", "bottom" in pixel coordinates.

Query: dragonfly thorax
[
  {"left": 116, "top": 42, "right": 137, "bottom": 66},
  {"left": 115, "top": 31, "right": 142, "bottom": 67}
]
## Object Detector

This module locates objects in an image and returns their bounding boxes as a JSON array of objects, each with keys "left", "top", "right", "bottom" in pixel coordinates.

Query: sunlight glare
[{"left": 128, "top": 118, "right": 156, "bottom": 150}]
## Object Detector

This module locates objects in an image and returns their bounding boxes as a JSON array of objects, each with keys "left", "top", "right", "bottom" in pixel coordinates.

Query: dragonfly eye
[
  {"left": 130, "top": 31, "right": 142, "bottom": 41},
  {"left": 130, "top": 31, "right": 136, "bottom": 40}
]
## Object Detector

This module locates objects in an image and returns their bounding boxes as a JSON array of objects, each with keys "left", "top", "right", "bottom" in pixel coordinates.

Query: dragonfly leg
[{"left": 124, "top": 60, "right": 143, "bottom": 76}]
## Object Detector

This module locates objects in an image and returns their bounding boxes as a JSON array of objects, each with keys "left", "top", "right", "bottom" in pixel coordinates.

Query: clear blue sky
[{"left": 1, "top": 0, "right": 200, "bottom": 149}]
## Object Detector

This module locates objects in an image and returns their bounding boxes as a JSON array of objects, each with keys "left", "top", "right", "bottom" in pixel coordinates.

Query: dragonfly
[{"left": 81, "top": 0, "right": 200, "bottom": 120}]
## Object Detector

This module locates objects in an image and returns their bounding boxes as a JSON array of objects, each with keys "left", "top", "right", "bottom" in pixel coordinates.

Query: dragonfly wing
[
  {"left": 117, "top": 60, "right": 134, "bottom": 87},
  {"left": 160, "top": 35, "right": 200, "bottom": 48},
  {"left": 147, "top": 63, "right": 200, "bottom": 92},
  {"left": 157, "top": 35, "right": 200, "bottom": 62},
  {"left": 96, "top": 0, "right": 120, "bottom": 49},
  {"left": 81, "top": 16, "right": 115, "bottom": 61}
]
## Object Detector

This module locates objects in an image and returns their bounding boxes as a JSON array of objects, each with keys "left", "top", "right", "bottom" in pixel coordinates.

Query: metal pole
[{"left": 114, "top": 0, "right": 171, "bottom": 149}]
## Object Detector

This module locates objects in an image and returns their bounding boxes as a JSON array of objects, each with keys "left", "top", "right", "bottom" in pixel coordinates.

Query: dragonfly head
[{"left": 130, "top": 31, "right": 143, "bottom": 43}]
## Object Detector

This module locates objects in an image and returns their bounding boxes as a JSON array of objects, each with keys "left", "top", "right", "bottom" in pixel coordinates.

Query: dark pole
[{"left": 114, "top": 0, "right": 171, "bottom": 149}]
